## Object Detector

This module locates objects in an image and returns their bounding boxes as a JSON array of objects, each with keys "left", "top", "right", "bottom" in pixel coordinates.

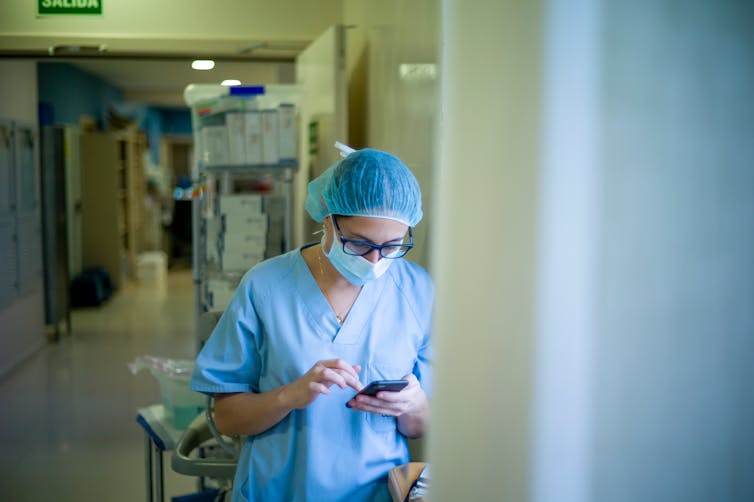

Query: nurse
[{"left": 191, "top": 148, "right": 433, "bottom": 501}]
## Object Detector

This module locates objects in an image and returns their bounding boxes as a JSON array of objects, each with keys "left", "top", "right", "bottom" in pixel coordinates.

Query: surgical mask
[{"left": 321, "top": 231, "right": 393, "bottom": 285}]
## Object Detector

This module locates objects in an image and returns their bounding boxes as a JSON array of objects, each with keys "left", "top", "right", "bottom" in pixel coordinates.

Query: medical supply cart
[{"left": 184, "top": 84, "right": 302, "bottom": 352}]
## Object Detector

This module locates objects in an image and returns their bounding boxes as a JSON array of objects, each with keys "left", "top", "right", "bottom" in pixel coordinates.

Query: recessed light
[
  {"left": 191, "top": 60, "right": 215, "bottom": 70},
  {"left": 221, "top": 79, "right": 241, "bottom": 86}
]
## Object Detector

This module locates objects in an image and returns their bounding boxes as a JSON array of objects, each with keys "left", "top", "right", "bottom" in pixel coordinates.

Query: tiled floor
[{"left": 0, "top": 270, "right": 201, "bottom": 501}]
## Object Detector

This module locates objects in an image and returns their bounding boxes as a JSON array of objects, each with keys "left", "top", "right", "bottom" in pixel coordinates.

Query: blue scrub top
[{"left": 191, "top": 245, "right": 434, "bottom": 502}]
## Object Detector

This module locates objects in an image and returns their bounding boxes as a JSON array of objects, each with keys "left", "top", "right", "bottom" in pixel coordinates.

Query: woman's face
[{"left": 324, "top": 216, "right": 409, "bottom": 264}]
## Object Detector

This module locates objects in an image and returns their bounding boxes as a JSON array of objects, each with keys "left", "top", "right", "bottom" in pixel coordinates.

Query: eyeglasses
[{"left": 332, "top": 216, "right": 414, "bottom": 259}]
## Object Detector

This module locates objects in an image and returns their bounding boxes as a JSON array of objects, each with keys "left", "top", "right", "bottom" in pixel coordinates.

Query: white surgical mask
[{"left": 321, "top": 231, "right": 393, "bottom": 286}]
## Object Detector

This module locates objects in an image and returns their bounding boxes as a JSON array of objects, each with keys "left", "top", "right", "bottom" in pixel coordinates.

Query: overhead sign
[{"left": 38, "top": 0, "right": 103, "bottom": 15}]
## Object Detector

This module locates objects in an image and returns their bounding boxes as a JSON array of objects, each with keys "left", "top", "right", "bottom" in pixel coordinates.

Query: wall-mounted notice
[{"left": 38, "top": 0, "right": 103, "bottom": 16}]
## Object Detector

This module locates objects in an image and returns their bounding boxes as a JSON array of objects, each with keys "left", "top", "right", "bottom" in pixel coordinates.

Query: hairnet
[{"left": 305, "top": 148, "right": 423, "bottom": 227}]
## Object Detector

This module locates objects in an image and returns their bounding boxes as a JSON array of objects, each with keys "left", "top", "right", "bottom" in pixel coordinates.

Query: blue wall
[
  {"left": 37, "top": 62, "right": 193, "bottom": 163},
  {"left": 37, "top": 62, "right": 123, "bottom": 128},
  {"left": 117, "top": 105, "right": 191, "bottom": 164},
  {"left": 160, "top": 108, "right": 193, "bottom": 135}
]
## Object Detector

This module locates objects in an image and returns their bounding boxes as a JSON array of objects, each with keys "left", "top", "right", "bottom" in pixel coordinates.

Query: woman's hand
[
  {"left": 346, "top": 374, "right": 425, "bottom": 416},
  {"left": 282, "top": 359, "right": 362, "bottom": 409},
  {"left": 213, "top": 359, "right": 362, "bottom": 437}
]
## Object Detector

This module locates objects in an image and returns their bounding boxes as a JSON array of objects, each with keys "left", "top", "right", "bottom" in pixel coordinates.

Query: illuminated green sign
[{"left": 38, "top": 0, "right": 103, "bottom": 15}]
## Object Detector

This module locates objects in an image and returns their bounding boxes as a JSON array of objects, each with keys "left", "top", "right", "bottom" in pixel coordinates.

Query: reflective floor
[{"left": 0, "top": 270, "right": 199, "bottom": 501}]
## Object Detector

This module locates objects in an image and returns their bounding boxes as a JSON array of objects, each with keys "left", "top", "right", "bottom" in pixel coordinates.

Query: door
[
  {"left": 64, "top": 126, "right": 83, "bottom": 278},
  {"left": 41, "top": 125, "right": 71, "bottom": 337}
]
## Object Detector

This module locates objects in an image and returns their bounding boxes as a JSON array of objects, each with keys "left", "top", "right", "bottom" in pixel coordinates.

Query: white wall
[
  {"left": 432, "top": 0, "right": 754, "bottom": 500},
  {"left": 590, "top": 1, "right": 754, "bottom": 500},
  {"left": 531, "top": 0, "right": 600, "bottom": 498},
  {"left": 430, "top": 0, "right": 543, "bottom": 499},
  {"left": 0, "top": 0, "right": 343, "bottom": 52},
  {"left": 0, "top": 60, "right": 46, "bottom": 378},
  {"left": 343, "top": 0, "right": 439, "bottom": 269},
  {"left": 294, "top": 25, "right": 348, "bottom": 247}
]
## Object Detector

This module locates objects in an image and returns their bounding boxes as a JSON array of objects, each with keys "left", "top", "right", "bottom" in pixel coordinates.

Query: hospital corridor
[
  {"left": 2, "top": 0, "right": 754, "bottom": 500},
  {"left": 0, "top": 270, "right": 199, "bottom": 501}
]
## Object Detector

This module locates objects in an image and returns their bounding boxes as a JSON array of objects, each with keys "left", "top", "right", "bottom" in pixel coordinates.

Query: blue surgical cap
[{"left": 305, "top": 148, "right": 423, "bottom": 227}]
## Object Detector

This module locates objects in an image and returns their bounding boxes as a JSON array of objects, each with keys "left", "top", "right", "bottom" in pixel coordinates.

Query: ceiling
[
  {"left": 33, "top": 55, "right": 297, "bottom": 108},
  {"left": 76, "top": 58, "right": 293, "bottom": 107},
  {"left": 0, "top": 0, "right": 339, "bottom": 106}
]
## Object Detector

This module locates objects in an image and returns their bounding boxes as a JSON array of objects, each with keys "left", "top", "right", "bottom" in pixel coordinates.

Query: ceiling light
[
  {"left": 221, "top": 79, "right": 241, "bottom": 86},
  {"left": 191, "top": 60, "right": 215, "bottom": 70}
]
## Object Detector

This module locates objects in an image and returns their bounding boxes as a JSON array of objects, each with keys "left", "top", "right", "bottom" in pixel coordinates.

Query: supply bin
[{"left": 129, "top": 356, "right": 206, "bottom": 429}]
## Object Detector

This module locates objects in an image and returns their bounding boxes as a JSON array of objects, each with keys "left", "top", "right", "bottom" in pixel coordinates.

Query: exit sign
[{"left": 38, "top": 0, "right": 102, "bottom": 15}]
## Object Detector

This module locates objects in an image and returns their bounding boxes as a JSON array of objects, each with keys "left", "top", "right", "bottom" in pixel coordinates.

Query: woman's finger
[{"left": 322, "top": 358, "right": 360, "bottom": 379}]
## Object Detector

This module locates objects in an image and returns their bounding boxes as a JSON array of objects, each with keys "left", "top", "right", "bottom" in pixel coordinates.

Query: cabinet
[
  {"left": 80, "top": 126, "right": 146, "bottom": 289},
  {"left": 0, "top": 119, "right": 43, "bottom": 310},
  {"left": 185, "top": 84, "right": 301, "bottom": 350}
]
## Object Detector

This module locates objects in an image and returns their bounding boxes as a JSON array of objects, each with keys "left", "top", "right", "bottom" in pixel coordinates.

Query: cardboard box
[
  {"left": 206, "top": 279, "right": 237, "bottom": 310},
  {"left": 136, "top": 251, "right": 167, "bottom": 284},
  {"left": 220, "top": 249, "right": 264, "bottom": 271},
  {"left": 201, "top": 125, "right": 228, "bottom": 166},
  {"left": 220, "top": 231, "right": 266, "bottom": 255},
  {"left": 204, "top": 216, "right": 222, "bottom": 264},
  {"left": 261, "top": 109, "right": 279, "bottom": 165},
  {"left": 226, "top": 111, "right": 246, "bottom": 165},
  {"left": 218, "top": 194, "right": 264, "bottom": 215},
  {"left": 244, "top": 111, "right": 263, "bottom": 165},
  {"left": 221, "top": 212, "right": 268, "bottom": 236},
  {"left": 278, "top": 103, "right": 297, "bottom": 162}
]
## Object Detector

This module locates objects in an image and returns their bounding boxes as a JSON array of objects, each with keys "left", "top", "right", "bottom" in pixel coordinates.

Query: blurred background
[{"left": 0, "top": 0, "right": 752, "bottom": 501}]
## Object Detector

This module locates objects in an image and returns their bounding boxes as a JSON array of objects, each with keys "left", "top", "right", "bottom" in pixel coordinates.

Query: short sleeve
[
  {"left": 191, "top": 273, "right": 263, "bottom": 395},
  {"left": 406, "top": 263, "right": 434, "bottom": 399}
]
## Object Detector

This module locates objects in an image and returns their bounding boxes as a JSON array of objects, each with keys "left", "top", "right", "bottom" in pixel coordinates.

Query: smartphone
[{"left": 346, "top": 379, "right": 408, "bottom": 408}]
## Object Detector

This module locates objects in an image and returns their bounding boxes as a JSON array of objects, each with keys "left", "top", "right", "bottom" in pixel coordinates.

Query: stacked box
[
  {"left": 218, "top": 193, "right": 263, "bottom": 215},
  {"left": 261, "top": 109, "right": 279, "bottom": 165},
  {"left": 201, "top": 126, "right": 229, "bottom": 165},
  {"left": 226, "top": 111, "right": 246, "bottom": 165},
  {"left": 216, "top": 194, "right": 267, "bottom": 271},
  {"left": 219, "top": 249, "right": 265, "bottom": 271},
  {"left": 244, "top": 110, "right": 263, "bottom": 165},
  {"left": 278, "top": 103, "right": 297, "bottom": 162},
  {"left": 264, "top": 195, "right": 286, "bottom": 256},
  {"left": 206, "top": 279, "right": 237, "bottom": 311},
  {"left": 196, "top": 98, "right": 297, "bottom": 169},
  {"left": 204, "top": 215, "right": 222, "bottom": 265}
]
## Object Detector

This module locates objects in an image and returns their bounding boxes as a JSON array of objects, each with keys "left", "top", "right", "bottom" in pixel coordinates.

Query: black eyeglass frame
[{"left": 332, "top": 216, "right": 414, "bottom": 259}]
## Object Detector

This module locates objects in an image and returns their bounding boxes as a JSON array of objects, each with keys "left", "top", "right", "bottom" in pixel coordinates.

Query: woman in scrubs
[{"left": 191, "top": 148, "right": 433, "bottom": 501}]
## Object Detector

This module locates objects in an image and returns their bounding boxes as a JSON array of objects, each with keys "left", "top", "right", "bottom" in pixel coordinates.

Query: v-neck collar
[{"left": 296, "top": 245, "right": 388, "bottom": 344}]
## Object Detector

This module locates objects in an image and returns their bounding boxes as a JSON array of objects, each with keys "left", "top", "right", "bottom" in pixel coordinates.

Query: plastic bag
[
  {"left": 128, "top": 355, "right": 195, "bottom": 378},
  {"left": 129, "top": 355, "right": 204, "bottom": 429}
]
